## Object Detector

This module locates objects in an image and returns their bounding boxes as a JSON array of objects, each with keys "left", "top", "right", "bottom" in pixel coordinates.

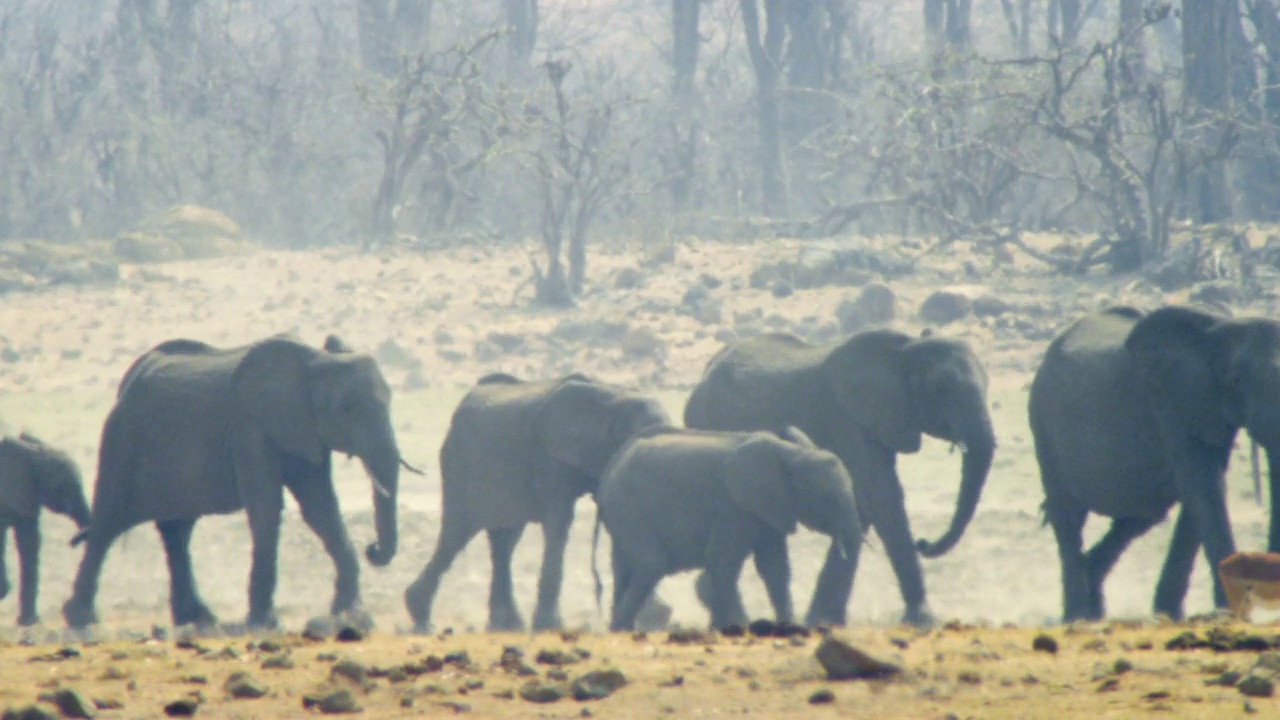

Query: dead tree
[{"left": 740, "top": 0, "right": 787, "bottom": 216}]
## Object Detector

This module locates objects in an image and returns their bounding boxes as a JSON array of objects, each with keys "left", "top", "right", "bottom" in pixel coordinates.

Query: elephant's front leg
[
  {"left": 156, "top": 518, "right": 217, "bottom": 628},
  {"left": 0, "top": 526, "right": 10, "bottom": 601},
  {"left": 532, "top": 503, "right": 574, "bottom": 631},
  {"left": 287, "top": 474, "right": 361, "bottom": 617},
  {"left": 1153, "top": 507, "right": 1200, "bottom": 620},
  {"left": 243, "top": 490, "right": 284, "bottom": 629},
  {"left": 861, "top": 468, "right": 934, "bottom": 628},
  {"left": 706, "top": 522, "right": 752, "bottom": 629},
  {"left": 486, "top": 525, "right": 526, "bottom": 631},
  {"left": 752, "top": 532, "right": 793, "bottom": 624},
  {"left": 14, "top": 518, "right": 41, "bottom": 626}
]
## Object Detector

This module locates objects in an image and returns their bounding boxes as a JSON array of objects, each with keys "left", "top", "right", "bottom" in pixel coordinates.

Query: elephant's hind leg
[
  {"left": 1084, "top": 515, "right": 1159, "bottom": 619},
  {"left": 63, "top": 523, "right": 131, "bottom": 629},
  {"left": 156, "top": 519, "right": 217, "bottom": 628},
  {"left": 287, "top": 475, "right": 361, "bottom": 617},
  {"left": 486, "top": 525, "right": 526, "bottom": 631},
  {"left": 1044, "top": 497, "right": 1090, "bottom": 622},
  {"left": 532, "top": 504, "right": 573, "bottom": 631},
  {"left": 404, "top": 516, "right": 479, "bottom": 632},
  {"left": 1153, "top": 507, "right": 1200, "bottom": 620}
]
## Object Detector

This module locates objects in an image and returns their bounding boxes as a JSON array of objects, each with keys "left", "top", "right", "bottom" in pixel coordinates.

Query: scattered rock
[
  {"left": 46, "top": 689, "right": 94, "bottom": 719},
  {"left": 303, "top": 617, "right": 336, "bottom": 640},
  {"left": 1032, "top": 634, "right": 1059, "bottom": 654},
  {"left": 330, "top": 659, "right": 370, "bottom": 684},
  {"left": 972, "top": 295, "right": 1011, "bottom": 318},
  {"left": 667, "top": 627, "right": 715, "bottom": 645},
  {"left": 90, "top": 699, "right": 121, "bottom": 711},
  {"left": 919, "top": 289, "right": 973, "bottom": 325},
  {"left": 224, "top": 672, "right": 268, "bottom": 699},
  {"left": 335, "top": 625, "right": 366, "bottom": 643},
  {"left": 808, "top": 688, "right": 835, "bottom": 705},
  {"left": 570, "top": 668, "right": 627, "bottom": 701},
  {"left": 1238, "top": 675, "right": 1275, "bottom": 698},
  {"left": 619, "top": 327, "right": 665, "bottom": 360},
  {"left": 261, "top": 653, "right": 294, "bottom": 670},
  {"left": 771, "top": 281, "right": 794, "bottom": 299},
  {"left": 699, "top": 273, "right": 723, "bottom": 289},
  {"left": 374, "top": 339, "right": 413, "bottom": 368},
  {"left": 836, "top": 283, "right": 896, "bottom": 333},
  {"left": 486, "top": 332, "right": 525, "bottom": 353},
  {"left": 536, "top": 648, "right": 581, "bottom": 666},
  {"left": 814, "top": 634, "right": 903, "bottom": 680},
  {"left": 518, "top": 681, "right": 566, "bottom": 703},
  {"left": 303, "top": 689, "right": 361, "bottom": 714},
  {"left": 614, "top": 267, "right": 644, "bottom": 289},
  {"left": 747, "top": 619, "right": 776, "bottom": 637},
  {"left": 162, "top": 698, "right": 199, "bottom": 717},
  {"left": 1, "top": 706, "right": 59, "bottom": 720}
]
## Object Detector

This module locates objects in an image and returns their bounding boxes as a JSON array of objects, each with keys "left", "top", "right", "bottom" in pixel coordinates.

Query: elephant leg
[
  {"left": 62, "top": 522, "right": 130, "bottom": 629},
  {"left": 609, "top": 542, "right": 632, "bottom": 628},
  {"left": 404, "top": 515, "right": 480, "bottom": 632},
  {"left": 156, "top": 519, "right": 216, "bottom": 628},
  {"left": 1045, "top": 497, "right": 1089, "bottom": 622},
  {"left": 244, "top": 493, "right": 284, "bottom": 629},
  {"left": 531, "top": 503, "right": 573, "bottom": 631},
  {"left": 14, "top": 518, "right": 40, "bottom": 626},
  {"left": 612, "top": 566, "right": 660, "bottom": 632},
  {"left": 706, "top": 525, "right": 752, "bottom": 629},
  {"left": 486, "top": 525, "right": 526, "bottom": 632},
  {"left": 1083, "top": 515, "right": 1159, "bottom": 620},
  {"left": 752, "top": 532, "right": 793, "bottom": 624},
  {"left": 0, "top": 526, "right": 10, "bottom": 600},
  {"left": 287, "top": 475, "right": 361, "bottom": 616},
  {"left": 1167, "top": 440, "right": 1234, "bottom": 607},
  {"left": 1153, "top": 506, "right": 1201, "bottom": 620},
  {"left": 860, "top": 473, "right": 932, "bottom": 628}
]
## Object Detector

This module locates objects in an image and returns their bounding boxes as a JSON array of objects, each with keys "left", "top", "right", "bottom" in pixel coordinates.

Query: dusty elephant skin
[
  {"left": 684, "top": 328, "right": 996, "bottom": 628},
  {"left": 1030, "top": 305, "right": 1280, "bottom": 622},
  {"left": 61, "top": 334, "right": 403, "bottom": 630},
  {"left": 0, "top": 434, "right": 91, "bottom": 626},
  {"left": 597, "top": 426, "right": 862, "bottom": 631},
  {"left": 403, "top": 373, "right": 670, "bottom": 633}
]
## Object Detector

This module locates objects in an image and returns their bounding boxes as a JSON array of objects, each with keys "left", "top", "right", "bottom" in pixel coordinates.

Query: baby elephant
[
  {"left": 597, "top": 426, "right": 862, "bottom": 631},
  {"left": 0, "top": 433, "right": 91, "bottom": 625}
]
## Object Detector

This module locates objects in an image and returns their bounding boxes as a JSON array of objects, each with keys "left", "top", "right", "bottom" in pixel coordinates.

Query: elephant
[
  {"left": 1029, "top": 305, "right": 1280, "bottom": 622},
  {"left": 62, "top": 334, "right": 405, "bottom": 630},
  {"left": 0, "top": 433, "right": 91, "bottom": 626},
  {"left": 684, "top": 329, "right": 996, "bottom": 627},
  {"left": 596, "top": 425, "right": 863, "bottom": 631},
  {"left": 403, "top": 372, "right": 670, "bottom": 632}
]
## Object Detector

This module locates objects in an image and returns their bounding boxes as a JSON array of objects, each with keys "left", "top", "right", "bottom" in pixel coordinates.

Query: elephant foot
[
  {"left": 62, "top": 598, "right": 98, "bottom": 630},
  {"left": 635, "top": 595, "right": 673, "bottom": 632},
  {"left": 17, "top": 612, "right": 40, "bottom": 627},
  {"left": 804, "top": 607, "right": 848, "bottom": 629},
  {"left": 900, "top": 605, "right": 936, "bottom": 629},
  {"left": 404, "top": 584, "right": 433, "bottom": 630},
  {"left": 0, "top": 577, "right": 9, "bottom": 600},
  {"left": 335, "top": 606, "right": 375, "bottom": 634},
  {"left": 173, "top": 602, "right": 218, "bottom": 630},
  {"left": 245, "top": 611, "right": 280, "bottom": 631}
]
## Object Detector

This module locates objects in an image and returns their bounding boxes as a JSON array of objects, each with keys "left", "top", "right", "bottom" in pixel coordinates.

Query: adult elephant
[
  {"left": 1029, "top": 305, "right": 1280, "bottom": 621},
  {"left": 403, "top": 373, "right": 670, "bottom": 632},
  {"left": 62, "top": 334, "right": 405, "bottom": 630},
  {"left": 684, "top": 329, "right": 996, "bottom": 627},
  {"left": 0, "top": 433, "right": 92, "bottom": 626}
]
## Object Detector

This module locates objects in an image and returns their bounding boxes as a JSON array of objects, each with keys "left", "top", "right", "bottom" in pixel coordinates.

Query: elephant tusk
[
  {"left": 372, "top": 480, "right": 392, "bottom": 498},
  {"left": 835, "top": 539, "right": 848, "bottom": 561},
  {"left": 399, "top": 458, "right": 426, "bottom": 476},
  {"left": 949, "top": 441, "right": 968, "bottom": 455}
]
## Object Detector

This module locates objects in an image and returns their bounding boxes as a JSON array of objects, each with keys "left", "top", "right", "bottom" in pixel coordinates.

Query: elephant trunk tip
[{"left": 365, "top": 541, "right": 396, "bottom": 567}]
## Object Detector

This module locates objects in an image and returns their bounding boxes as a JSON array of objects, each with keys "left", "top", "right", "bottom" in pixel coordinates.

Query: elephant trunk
[
  {"left": 362, "top": 438, "right": 400, "bottom": 567},
  {"left": 1268, "top": 446, "right": 1280, "bottom": 553},
  {"left": 916, "top": 414, "right": 995, "bottom": 558}
]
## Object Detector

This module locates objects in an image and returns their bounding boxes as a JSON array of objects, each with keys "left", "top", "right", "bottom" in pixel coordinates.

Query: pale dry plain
[{"left": 0, "top": 232, "right": 1275, "bottom": 717}]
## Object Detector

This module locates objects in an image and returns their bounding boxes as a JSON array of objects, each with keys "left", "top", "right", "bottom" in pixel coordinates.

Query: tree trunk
[
  {"left": 784, "top": 0, "right": 824, "bottom": 88},
  {"left": 1119, "top": 0, "right": 1145, "bottom": 88},
  {"left": 505, "top": 0, "right": 539, "bottom": 74},
  {"left": 670, "top": 0, "right": 701, "bottom": 210},
  {"left": 924, "top": 0, "right": 970, "bottom": 56},
  {"left": 1048, "top": 0, "right": 1081, "bottom": 46},
  {"left": 672, "top": 0, "right": 700, "bottom": 98},
  {"left": 357, "top": 0, "right": 395, "bottom": 75},
  {"left": 740, "top": 0, "right": 787, "bottom": 216},
  {"left": 1182, "top": 0, "right": 1235, "bottom": 222},
  {"left": 393, "top": 0, "right": 434, "bottom": 55},
  {"left": 944, "top": 0, "right": 971, "bottom": 49}
]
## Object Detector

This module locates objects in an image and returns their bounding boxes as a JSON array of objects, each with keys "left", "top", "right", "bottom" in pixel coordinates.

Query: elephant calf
[
  {"left": 404, "top": 373, "right": 669, "bottom": 632},
  {"left": 0, "top": 433, "right": 91, "bottom": 626},
  {"left": 597, "top": 426, "right": 862, "bottom": 631}
]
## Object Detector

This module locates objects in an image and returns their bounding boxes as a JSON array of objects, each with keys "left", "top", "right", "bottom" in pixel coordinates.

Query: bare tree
[
  {"left": 358, "top": 0, "right": 435, "bottom": 77},
  {"left": 924, "top": 0, "right": 971, "bottom": 55},
  {"left": 1182, "top": 0, "right": 1237, "bottom": 222},
  {"left": 740, "top": 0, "right": 787, "bottom": 215},
  {"left": 505, "top": 0, "right": 538, "bottom": 74},
  {"left": 999, "top": 0, "right": 1034, "bottom": 56}
]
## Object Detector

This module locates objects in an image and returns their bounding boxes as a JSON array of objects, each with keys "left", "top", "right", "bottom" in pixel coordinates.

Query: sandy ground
[{"left": 0, "top": 233, "right": 1275, "bottom": 716}]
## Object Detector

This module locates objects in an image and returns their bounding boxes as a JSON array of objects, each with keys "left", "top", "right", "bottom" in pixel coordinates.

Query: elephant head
[
  {"left": 1126, "top": 306, "right": 1280, "bottom": 552},
  {"left": 723, "top": 428, "right": 863, "bottom": 555},
  {"left": 539, "top": 377, "right": 671, "bottom": 486},
  {"left": 0, "top": 433, "right": 91, "bottom": 534},
  {"left": 233, "top": 335, "right": 402, "bottom": 567},
  {"left": 825, "top": 328, "right": 996, "bottom": 558}
]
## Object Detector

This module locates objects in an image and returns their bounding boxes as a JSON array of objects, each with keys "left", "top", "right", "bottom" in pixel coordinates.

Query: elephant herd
[{"left": 0, "top": 303, "right": 1276, "bottom": 633}]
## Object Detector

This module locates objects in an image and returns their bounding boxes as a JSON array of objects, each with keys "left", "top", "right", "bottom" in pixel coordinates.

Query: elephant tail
[
  {"left": 590, "top": 508, "right": 604, "bottom": 619},
  {"left": 1252, "top": 438, "right": 1263, "bottom": 506}
]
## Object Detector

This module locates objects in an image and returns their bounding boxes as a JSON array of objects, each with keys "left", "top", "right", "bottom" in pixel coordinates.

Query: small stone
[
  {"left": 719, "top": 624, "right": 745, "bottom": 638},
  {"left": 1113, "top": 658, "right": 1133, "bottom": 674},
  {"left": 919, "top": 289, "right": 973, "bottom": 325},
  {"left": 256, "top": 639, "right": 283, "bottom": 653},
  {"left": 771, "top": 281, "right": 794, "bottom": 299},
  {"left": 162, "top": 698, "right": 199, "bottom": 717},
  {"left": 814, "top": 635, "right": 903, "bottom": 680},
  {"left": 1, "top": 706, "right": 58, "bottom": 720},
  {"left": 747, "top": 619, "right": 776, "bottom": 637},
  {"left": 330, "top": 659, "right": 369, "bottom": 684},
  {"left": 535, "top": 648, "right": 580, "bottom": 666},
  {"left": 261, "top": 654, "right": 294, "bottom": 670},
  {"left": 666, "top": 627, "right": 714, "bottom": 645},
  {"left": 1032, "top": 634, "right": 1058, "bottom": 654},
  {"left": 303, "top": 617, "right": 335, "bottom": 640},
  {"left": 90, "top": 699, "right": 121, "bottom": 711},
  {"left": 614, "top": 267, "right": 644, "bottom": 289},
  {"left": 1238, "top": 675, "right": 1275, "bottom": 698},
  {"left": 335, "top": 625, "right": 365, "bottom": 642},
  {"left": 808, "top": 688, "right": 835, "bottom": 705},
  {"left": 836, "top": 283, "right": 896, "bottom": 332},
  {"left": 42, "top": 689, "right": 94, "bottom": 719},
  {"left": 518, "top": 681, "right": 566, "bottom": 703},
  {"left": 306, "top": 689, "right": 361, "bottom": 714},
  {"left": 1207, "top": 670, "right": 1242, "bottom": 687},
  {"left": 570, "top": 668, "right": 628, "bottom": 701},
  {"left": 224, "top": 672, "right": 268, "bottom": 699}
]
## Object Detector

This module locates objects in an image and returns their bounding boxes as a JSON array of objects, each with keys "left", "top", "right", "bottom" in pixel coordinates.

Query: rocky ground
[{"left": 2, "top": 210, "right": 1280, "bottom": 716}]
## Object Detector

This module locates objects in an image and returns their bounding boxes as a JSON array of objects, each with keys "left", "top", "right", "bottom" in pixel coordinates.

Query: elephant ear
[
  {"left": 1126, "top": 305, "right": 1235, "bottom": 446},
  {"left": 825, "top": 329, "right": 921, "bottom": 453},
  {"left": 542, "top": 378, "right": 625, "bottom": 479},
  {"left": 780, "top": 426, "right": 817, "bottom": 449},
  {"left": 725, "top": 434, "right": 798, "bottom": 535},
  {"left": 232, "top": 337, "right": 327, "bottom": 464},
  {"left": 0, "top": 437, "right": 37, "bottom": 516}
]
